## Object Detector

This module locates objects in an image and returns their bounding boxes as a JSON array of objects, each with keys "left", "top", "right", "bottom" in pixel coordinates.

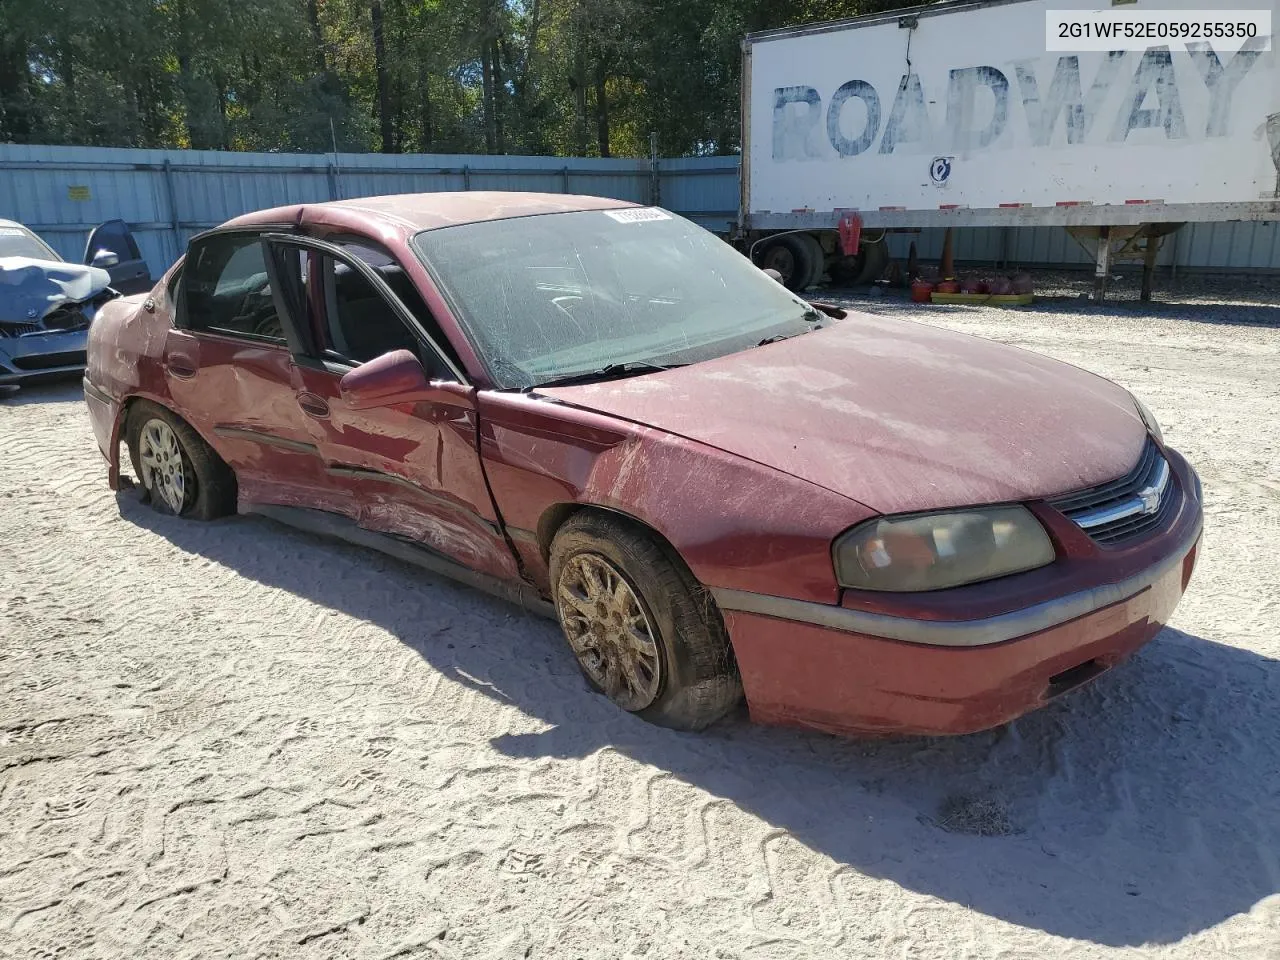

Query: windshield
[
  {"left": 411, "top": 208, "right": 817, "bottom": 389},
  {"left": 0, "top": 225, "right": 60, "bottom": 261}
]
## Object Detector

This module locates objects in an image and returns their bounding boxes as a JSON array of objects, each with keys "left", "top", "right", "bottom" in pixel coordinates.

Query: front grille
[
  {"left": 1049, "top": 439, "right": 1175, "bottom": 546},
  {"left": 0, "top": 322, "right": 42, "bottom": 338},
  {"left": 42, "top": 304, "right": 91, "bottom": 332}
]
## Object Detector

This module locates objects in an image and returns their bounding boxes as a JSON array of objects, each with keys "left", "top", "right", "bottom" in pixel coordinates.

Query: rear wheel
[
  {"left": 126, "top": 401, "right": 236, "bottom": 520},
  {"left": 550, "top": 512, "right": 742, "bottom": 730}
]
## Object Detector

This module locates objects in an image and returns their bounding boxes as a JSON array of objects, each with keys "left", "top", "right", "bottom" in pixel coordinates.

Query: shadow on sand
[
  {"left": 118, "top": 491, "right": 1279, "bottom": 949},
  {"left": 0, "top": 378, "right": 84, "bottom": 406}
]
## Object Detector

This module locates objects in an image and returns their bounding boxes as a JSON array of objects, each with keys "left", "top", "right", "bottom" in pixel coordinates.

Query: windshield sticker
[{"left": 604, "top": 208, "right": 672, "bottom": 224}]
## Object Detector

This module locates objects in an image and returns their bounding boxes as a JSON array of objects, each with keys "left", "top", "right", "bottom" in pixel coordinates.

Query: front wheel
[{"left": 549, "top": 512, "right": 742, "bottom": 731}]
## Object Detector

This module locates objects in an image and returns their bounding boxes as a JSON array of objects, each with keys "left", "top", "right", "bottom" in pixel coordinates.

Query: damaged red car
[{"left": 83, "top": 193, "right": 1203, "bottom": 737}]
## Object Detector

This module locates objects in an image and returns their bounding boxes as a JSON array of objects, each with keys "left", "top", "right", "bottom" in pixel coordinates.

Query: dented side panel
[
  {"left": 476, "top": 391, "right": 875, "bottom": 603},
  {"left": 291, "top": 365, "right": 518, "bottom": 582}
]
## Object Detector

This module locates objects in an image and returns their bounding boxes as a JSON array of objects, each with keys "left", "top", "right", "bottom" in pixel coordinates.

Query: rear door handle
[{"left": 297, "top": 392, "right": 330, "bottom": 418}]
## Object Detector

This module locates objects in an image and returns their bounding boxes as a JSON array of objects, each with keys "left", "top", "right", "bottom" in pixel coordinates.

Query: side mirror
[
  {"left": 90, "top": 248, "right": 120, "bottom": 269},
  {"left": 339, "top": 349, "right": 472, "bottom": 411}
]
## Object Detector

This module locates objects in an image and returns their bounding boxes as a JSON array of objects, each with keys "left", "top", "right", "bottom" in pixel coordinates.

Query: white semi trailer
[{"left": 738, "top": 0, "right": 1280, "bottom": 297}]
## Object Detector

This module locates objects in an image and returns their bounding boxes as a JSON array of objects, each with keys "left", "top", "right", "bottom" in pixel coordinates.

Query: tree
[
  {"left": 371, "top": 0, "right": 394, "bottom": 151},
  {"left": 0, "top": 0, "right": 917, "bottom": 155}
]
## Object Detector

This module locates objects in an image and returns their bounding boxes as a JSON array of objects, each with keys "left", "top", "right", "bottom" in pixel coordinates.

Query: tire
[
  {"left": 795, "top": 231, "right": 826, "bottom": 289},
  {"left": 855, "top": 238, "right": 889, "bottom": 285},
  {"left": 828, "top": 254, "right": 863, "bottom": 287},
  {"left": 829, "top": 238, "right": 889, "bottom": 287},
  {"left": 756, "top": 234, "right": 815, "bottom": 292},
  {"left": 549, "top": 511, "right": 743, "bottom": 731},
  {"left": 125, "top": 400, "right": 237, "bottom": 520}
]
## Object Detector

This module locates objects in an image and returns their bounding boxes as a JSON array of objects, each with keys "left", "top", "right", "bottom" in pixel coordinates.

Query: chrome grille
[{"left": 1049, "top": 440, "right": 1174, "bottom": 546}]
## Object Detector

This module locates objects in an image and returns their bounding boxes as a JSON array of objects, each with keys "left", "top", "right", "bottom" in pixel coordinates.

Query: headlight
[
  {"left": 833, "top": 506, "right": 1056, "bottom": 592},
  {"left": 1131, "top": 393, "right": 1163, "bottom": 443}
]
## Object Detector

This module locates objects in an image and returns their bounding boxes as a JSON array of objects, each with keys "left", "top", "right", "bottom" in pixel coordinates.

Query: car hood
[
  {"left": 537, "top": 313, "right": 1147, "bottom": 514},
  {"left": 0, "top": 257, "right": 111, "bottom": 324}
]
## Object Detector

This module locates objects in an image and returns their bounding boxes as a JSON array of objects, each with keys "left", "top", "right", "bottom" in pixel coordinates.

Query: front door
[
  {"left": 84, "top": 220, "right": 152, "bottom": 294},
  {"left": 267, "top": 236, "right": 519, "bottom": 582}
]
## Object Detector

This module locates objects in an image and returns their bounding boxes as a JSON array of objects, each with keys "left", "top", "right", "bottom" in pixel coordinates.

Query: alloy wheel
[
  {"left": 138, "top": 418, "right": 188, "bottom": 514},
  {"left": 557, "top": 553, "right": 662, "bottom": 711}
]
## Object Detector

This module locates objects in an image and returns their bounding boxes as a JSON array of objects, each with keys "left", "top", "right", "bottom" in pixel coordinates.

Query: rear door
[
  {"left": 165, "top": 230, "right": 345, "bottom": 513},
  {"left": 261, "top": 234, "right": 519, "bottom": 582},
  {"left": 84, "top": 220, "right": 152, "bottom": 294}
]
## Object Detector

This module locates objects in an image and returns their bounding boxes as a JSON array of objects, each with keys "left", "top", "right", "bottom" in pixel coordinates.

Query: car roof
[{"left": 223, "top": 191, "right": 640, "bottom": 234}]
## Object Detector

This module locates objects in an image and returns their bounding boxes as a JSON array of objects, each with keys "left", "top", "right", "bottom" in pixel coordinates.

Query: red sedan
[{"left": 83, "top": 193, "right": 1202, "bottom": 737}]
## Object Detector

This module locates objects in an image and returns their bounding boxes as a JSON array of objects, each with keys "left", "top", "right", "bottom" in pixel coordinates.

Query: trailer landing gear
[{"left": 1067, "top": 223, "right": 1186, "bottom": 303}]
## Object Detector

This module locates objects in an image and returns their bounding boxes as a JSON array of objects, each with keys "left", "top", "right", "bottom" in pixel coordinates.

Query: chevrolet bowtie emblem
[{"left": 1138, "top": 485, "right": 1161, "bottom": 515}]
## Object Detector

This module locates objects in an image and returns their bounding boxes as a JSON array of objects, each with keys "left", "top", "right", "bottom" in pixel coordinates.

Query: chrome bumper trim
[{"left": 712, "top": 514, "right": 1202, "bottom": 648}]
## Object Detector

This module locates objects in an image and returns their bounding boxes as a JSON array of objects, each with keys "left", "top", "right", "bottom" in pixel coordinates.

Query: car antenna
[{"left": 330, "top": 118, "right": 342, "bottom": 201}]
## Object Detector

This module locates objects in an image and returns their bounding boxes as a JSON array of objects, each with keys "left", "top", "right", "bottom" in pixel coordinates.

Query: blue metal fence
[
  {"left": 0, "top": 144, "right": 738, "bottom": 275},
  {"left": 2, "top": 143, "right": 1277, "bottom": 276}
]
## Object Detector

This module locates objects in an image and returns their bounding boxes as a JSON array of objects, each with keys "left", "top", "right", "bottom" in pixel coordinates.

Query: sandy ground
[{"left": 2, "top": 283, "right": 1279, "bottom": 959}]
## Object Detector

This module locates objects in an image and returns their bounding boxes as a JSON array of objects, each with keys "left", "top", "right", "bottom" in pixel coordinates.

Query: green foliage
[{"left": 0, "top": 0, "right": 917, "bottom": 156}]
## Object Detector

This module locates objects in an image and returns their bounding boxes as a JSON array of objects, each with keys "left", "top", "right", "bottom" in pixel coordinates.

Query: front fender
[{"left": 477, "top": 392, "right": 876, "bottom": 604}]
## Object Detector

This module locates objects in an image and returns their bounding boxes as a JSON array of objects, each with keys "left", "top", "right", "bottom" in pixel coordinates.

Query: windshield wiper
[
  {"left": 759, "top": 320, "right": 824, "bottom": 347},
  {"left": 526, "top": 360, "right": 684, "bottom": 391}
]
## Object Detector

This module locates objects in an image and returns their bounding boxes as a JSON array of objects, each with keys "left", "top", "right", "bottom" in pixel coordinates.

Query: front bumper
[
  {"left": 0, "top": 329, "right": 88, "bottom": 385},
  {"left": 715, "top": 488, "right": 1203, "bottom": 738}
]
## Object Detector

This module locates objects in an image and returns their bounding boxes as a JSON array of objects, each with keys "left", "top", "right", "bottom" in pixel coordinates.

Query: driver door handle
[{"left": 297, "top": 392, "right": 330, "bottom": 419}]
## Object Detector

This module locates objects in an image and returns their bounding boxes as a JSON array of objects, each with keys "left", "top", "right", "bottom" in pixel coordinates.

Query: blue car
[{"left": 0, "top": 219, "right": 151, "bottom": 388}]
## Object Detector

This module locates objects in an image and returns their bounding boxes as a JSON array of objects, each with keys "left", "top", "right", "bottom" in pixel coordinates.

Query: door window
[
  {"left": 316, "top": 243, "right": 460, "bottom": 378},
  {"left": 84, "top": 219, "right": 143, "bottom": 262},
  {"left": 181, "top": 234, "right": 287, "bottom": 343},
  {"left": 321, "top": 255, "right": 421, "bottom": 364}
]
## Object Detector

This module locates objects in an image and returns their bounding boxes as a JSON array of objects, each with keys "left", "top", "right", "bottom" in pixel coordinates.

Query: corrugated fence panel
[
  {"left": 0, "top": 145, "right": 665, "bottom": 274},
  {"left": 888, "top": 227, "right": 1091, "bottom": 266},
  {"left": 0, "top": 144, "right": 174, "bottom": 270},
  {"left": 658, "top": 157, "right": 740, "bottom": 234},
  {"left": 3, "top": 145, "right": 1278, "bottom": 276}
]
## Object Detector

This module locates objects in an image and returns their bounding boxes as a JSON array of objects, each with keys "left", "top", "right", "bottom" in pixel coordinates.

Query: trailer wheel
[
  {"left": 756, "top": 235, "right": 816, "bottom": 292},
  {"left": 830, "top": 238, "right": 889, "bottom": 288},
  {"left": 795, "top": 232, "right": 826, "bottom": 289}
]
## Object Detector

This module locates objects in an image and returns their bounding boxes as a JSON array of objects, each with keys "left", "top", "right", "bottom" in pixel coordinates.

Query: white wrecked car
[{"left": 0, "top": 219, "right": 151, "bottom": 388}]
